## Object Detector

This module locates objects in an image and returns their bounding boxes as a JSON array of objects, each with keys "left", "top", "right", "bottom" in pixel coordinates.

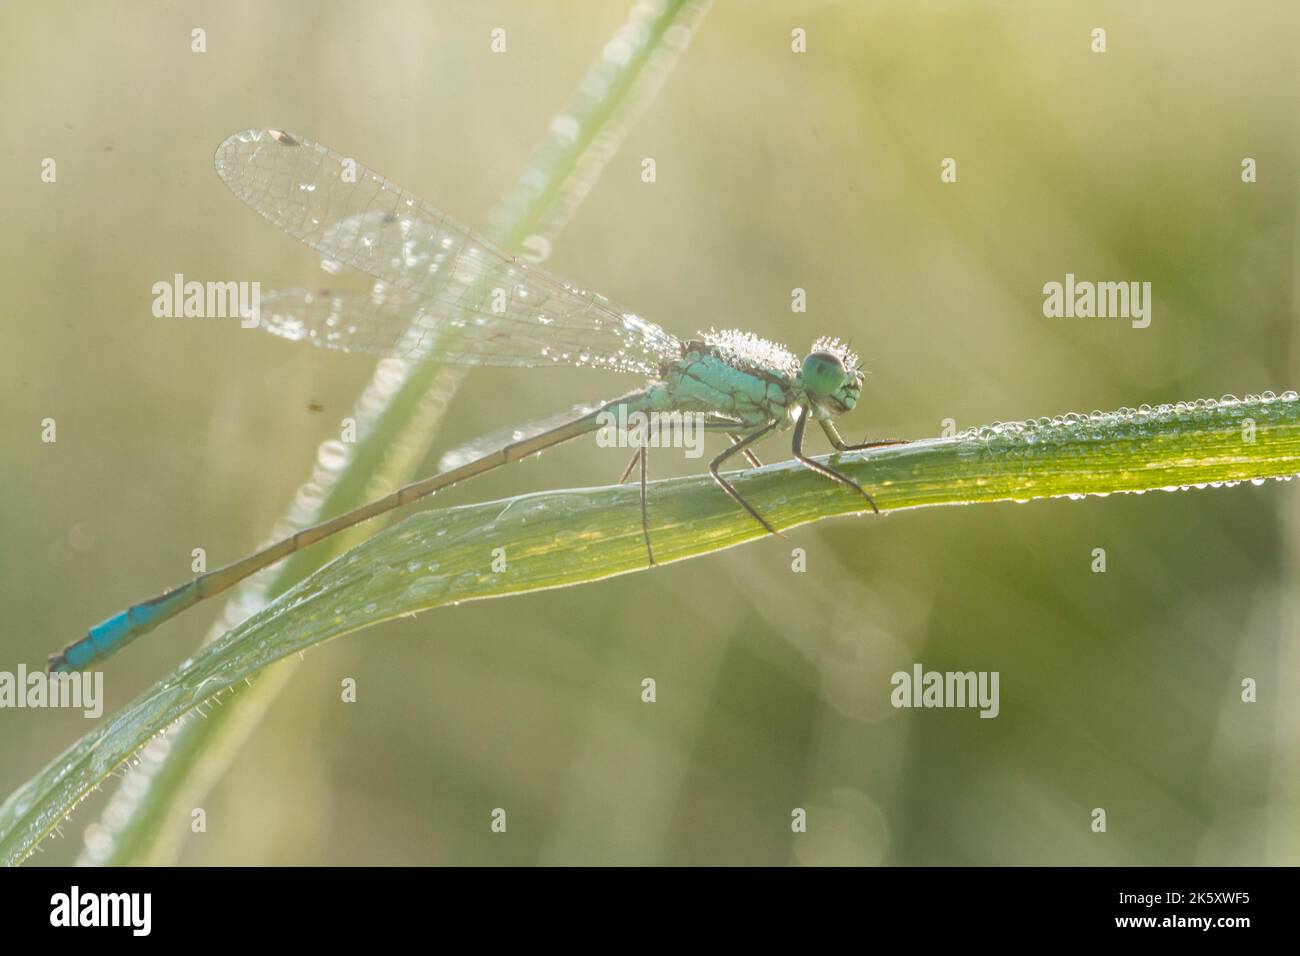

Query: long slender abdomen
[{"left": 49, "top": 390, "right": 654, "bottom": 673}]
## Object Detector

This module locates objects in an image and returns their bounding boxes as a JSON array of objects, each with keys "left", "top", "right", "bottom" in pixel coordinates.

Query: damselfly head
[{"left": 803, "top": 338, "right": 863, "bottom": 414}]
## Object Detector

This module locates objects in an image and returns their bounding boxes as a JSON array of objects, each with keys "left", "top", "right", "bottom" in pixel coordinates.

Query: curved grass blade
[{"left": 4, "top": 391, "right": 1299, "bottom": 865}]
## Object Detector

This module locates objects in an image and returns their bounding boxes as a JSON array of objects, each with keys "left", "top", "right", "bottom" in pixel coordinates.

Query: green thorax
[{"left": 647, "top": 330, "right": 801, "bottom": 428}]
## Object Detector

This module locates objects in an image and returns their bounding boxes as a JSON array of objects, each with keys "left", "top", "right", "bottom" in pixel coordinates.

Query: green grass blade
[{"left": 3, "top": 391, "right": 1297, "bottom": 864}]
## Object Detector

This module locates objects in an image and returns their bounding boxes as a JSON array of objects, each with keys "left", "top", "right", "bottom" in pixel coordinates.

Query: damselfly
[{"left": 49, "top": 128, "right": 906, "bottom": 673}]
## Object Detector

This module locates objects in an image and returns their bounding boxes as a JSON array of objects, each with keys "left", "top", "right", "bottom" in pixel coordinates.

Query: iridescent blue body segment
[{"left": 52, "top": 585, "right": 199, "bottom": 672}]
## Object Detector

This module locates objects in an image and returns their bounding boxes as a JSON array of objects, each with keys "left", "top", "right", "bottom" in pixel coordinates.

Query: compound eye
[{"left": 801, "top": 351, "right": 846, "bottom": 397}]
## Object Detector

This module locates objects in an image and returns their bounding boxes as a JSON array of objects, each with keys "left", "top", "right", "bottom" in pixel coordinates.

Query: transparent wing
[
  {"left": 214, "top": 128, "right": 681, "bottom": 374},
  {"left": 257, "top": 287, "right": 634, "bottom": 368}
]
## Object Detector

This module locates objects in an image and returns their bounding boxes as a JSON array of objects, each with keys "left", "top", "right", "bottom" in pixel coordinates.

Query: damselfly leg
[{"left": 708, "top": 421, "right": 782, "bottom": 536}]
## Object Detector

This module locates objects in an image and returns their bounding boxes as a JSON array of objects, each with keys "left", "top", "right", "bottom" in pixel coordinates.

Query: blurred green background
[{"left": 2, "top": 0, "right": 1298, "bottom": 865}]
